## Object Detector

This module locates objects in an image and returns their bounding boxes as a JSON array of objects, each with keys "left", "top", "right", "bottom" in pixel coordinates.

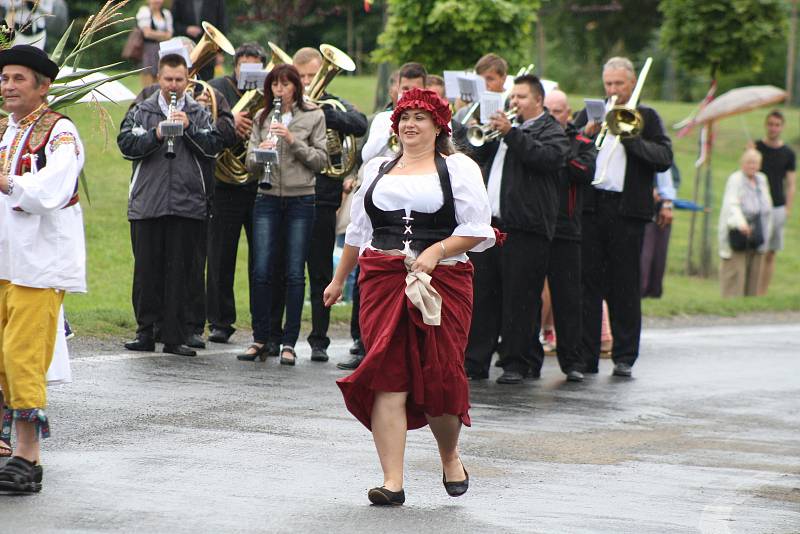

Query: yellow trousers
[{"left": 0, "top": 281, "right": 64, "bottom": 411}]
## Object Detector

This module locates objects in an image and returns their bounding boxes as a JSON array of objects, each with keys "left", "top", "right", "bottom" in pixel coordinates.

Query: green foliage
[
  {"left": 660, "top": 0, "right": 787, "bottom": 78},
  {"left": 374, "top": 0, "right": 540, "bottom": 72}
]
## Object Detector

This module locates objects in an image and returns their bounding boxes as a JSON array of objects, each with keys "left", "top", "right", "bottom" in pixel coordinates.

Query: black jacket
[
  {"left": 118, "top": 91, "right": 224, "bottom": 221},
  {"left": 555, "top": 123, "right": 597, "bottom": 241},
  {"left": 473, "top": 110, "right": 570, "bottom": 238},
  {"left": 315, "top": 93, "right": 368, "bottom": 208},
  {"left": 171, "top": 0, "right": 227, "bottom": 36},
  {"left": 574, "top": 104, "right": 673, "bottom": 221}
]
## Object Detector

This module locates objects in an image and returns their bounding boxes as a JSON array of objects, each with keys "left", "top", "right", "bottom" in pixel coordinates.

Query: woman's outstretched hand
[{"left": 323, "top": 280, "right": 344, "bottom": 307}]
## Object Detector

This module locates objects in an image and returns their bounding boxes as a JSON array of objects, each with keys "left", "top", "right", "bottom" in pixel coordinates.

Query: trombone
[{"left": 593, "top": 57, "right": 653, "bottom": 185}]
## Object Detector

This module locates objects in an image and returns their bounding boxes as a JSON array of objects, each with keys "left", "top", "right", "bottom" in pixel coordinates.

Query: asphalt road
[{"left": 2, "top": 323, "right": 799, "bottom": 533}]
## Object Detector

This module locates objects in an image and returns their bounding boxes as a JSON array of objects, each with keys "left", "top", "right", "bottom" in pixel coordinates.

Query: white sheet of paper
[
  {"left": 479, "top": 91, "right": 504, "bottom": 124},
  {"left": 443, "top": 70, "right": 467, "bottom": 100},
  {"left": 238, "top": 63, "right": 267, "bottom": 90},
  {"left": 584, "top": 98, "right": 607, "bottom": 123},
  {"left": 456, "top": 73, "right": 486, "bottom": 103}
]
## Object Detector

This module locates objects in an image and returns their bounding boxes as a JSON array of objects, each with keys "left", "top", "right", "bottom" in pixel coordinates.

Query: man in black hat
[{"left": 0, "top": 44, "right": 85, "bottom": 493}]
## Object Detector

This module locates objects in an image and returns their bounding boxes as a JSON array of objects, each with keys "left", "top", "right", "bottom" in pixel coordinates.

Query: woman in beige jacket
[
  {"left": 718, "top": 149, "right": 773, "bottom": 297},
  {"left": 238, "top": 64, "right": 327, "bottom": 364}
]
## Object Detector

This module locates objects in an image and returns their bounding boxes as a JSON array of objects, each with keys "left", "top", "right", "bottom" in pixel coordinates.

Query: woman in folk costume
[
  {"left": 324, "top": 88, "right": 495, "bottom": 506},
  {"left": 0, "top": 44, "right": 85, "bottom": 493}
]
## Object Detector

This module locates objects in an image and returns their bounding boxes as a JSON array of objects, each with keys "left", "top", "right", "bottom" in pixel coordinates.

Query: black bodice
[{"left": 365, "top": 153, "right": 458, "bottom": 255}]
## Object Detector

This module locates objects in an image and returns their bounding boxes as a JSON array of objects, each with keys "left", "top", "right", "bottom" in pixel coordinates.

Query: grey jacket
[
  {"left": 118, "top": 91, "right": 224, "bottom": 221},
  {"left": 246, "top": 103, "right": 327, "bottom": 197}
]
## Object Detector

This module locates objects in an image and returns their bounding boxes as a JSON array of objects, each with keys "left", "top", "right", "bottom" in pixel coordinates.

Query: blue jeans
[{"left": 251, "top": 194, "right": 315, "bottom": 345}]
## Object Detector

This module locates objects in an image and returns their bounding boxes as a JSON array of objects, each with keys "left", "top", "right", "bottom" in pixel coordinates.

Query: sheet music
[
  {"left": 479, "top": 91, "right": 504, "bottom": 124},
  {"left": 443, "top": 70, "right": 467, "bottom": 100},
  {"left": 238, "top": 63, "right": 267, "bottom": 90},
  {"left": 456, "top": 73, "right": 486, "bottom": 103},
  {"left": 584, "top": 98, "right": 607, "bottom": 123}
]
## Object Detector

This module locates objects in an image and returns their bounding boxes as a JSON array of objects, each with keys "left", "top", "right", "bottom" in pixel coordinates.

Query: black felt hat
[{"left": 0, "top": 45, "right": 59, "bottom": 81}]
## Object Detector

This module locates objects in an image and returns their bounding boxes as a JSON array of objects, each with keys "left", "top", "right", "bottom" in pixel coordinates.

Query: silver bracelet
[{"left": 3, "top": 175, "right": 12, "bottom": 196}]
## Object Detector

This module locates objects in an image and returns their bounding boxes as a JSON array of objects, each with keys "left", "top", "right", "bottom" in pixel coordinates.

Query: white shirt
[
  {"left": 136, "top": 5, "right": 174, "bottom": 33},
  {"left": 594, "top": 133, "right": 627, "bottom": 192},
  {"left": 0, "top": 113, "right": 86, "bottom": 292},
  {"left": 486, "top": 111, "right": 545, "bottom": 218},
  {"left": 346, "top": 153, "right": 495, "bottom": 262},
  {"left": 360, "top": 111, "right": 394, "bottom": 164}
]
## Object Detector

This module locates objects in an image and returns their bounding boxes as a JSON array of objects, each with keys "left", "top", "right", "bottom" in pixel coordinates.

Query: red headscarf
[{"left": 390, "top": 87, "right": 452, "bottom": 136}]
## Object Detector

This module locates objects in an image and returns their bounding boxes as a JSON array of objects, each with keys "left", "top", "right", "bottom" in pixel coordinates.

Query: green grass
[{"left": 61, "top": 76, "right": 800, "bottom": 336}]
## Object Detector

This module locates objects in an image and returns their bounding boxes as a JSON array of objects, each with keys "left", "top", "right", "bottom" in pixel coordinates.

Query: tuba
[
  {"left": 215, "top": 42, "right": 293, "bottom": 185},
  {"left": 186, "top": 22, "right": 236, "bottom": 121},
  {"left": 305, "top": 44, "right": 357, "bottom": 179}
]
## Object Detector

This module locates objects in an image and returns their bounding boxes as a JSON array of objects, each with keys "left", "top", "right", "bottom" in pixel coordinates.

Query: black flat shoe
[
  {"left": 337, "top": 354, "right": 364, "bottom": 370},
  {"left": 185, "top": 333, "right": 206, "bottom": 349},
  {"left": 612, "top": 363, "right": 633, "bottom": 377},
  {"left": 310, "top": 347, "right": 329, "bottom": 362},
  {"left": 208, "top": 327, "right": 233, "bottom": 344},
  {"left": 280, "top": 346, "right": 296, "bottom": 366},
  {"left": 496, "top": 370, "right": 524, "bottom": 384},
  {"left": 349, "top": 339, "right": 365, "bottom": 355},
  {"left": 236, "top": 344, "right": 268, "bottom": 362},
  {"left": 124, "top": 337, "right": 155, "bottom": 352},
  {"left": 367, "top": 486, "right": 405, "bottom": 506},
  {"left": 443, "top": 459, "right": 469, "bottom": 497},
  {"left": 163, "top": 344, "right": 196, "bottom": 357}
]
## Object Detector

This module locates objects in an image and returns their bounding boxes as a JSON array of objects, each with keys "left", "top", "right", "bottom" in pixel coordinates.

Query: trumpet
[
  {"left": 256, "top": 97, "right": 282, "bottom": 191},
  {"left": 160, "top": 91, "right": 184, "bottom": 159},
  {"left": 466, "top": 107, "right": 518, "bottom": 147}
]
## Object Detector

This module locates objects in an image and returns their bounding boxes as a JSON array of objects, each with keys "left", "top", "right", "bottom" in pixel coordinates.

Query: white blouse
[
  {"left": 346, "top": 153, "right": 495, "bottom": 262},
  {"left": 136, "top": 6, "right": 174, "bottom": 34}
]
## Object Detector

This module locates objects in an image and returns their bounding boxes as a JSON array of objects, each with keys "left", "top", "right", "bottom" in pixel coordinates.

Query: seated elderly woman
[{"left": 718, "top": 148, "right": 773, "bottom": 297}]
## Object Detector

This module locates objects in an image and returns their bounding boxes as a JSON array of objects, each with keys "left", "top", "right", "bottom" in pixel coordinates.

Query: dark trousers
[
  {"left": 206, "top": 185, "right": 256, "bottom": 335},
  {"left": 350, "top": 265, "right": 361, "bottom": 341},
  {"left": 186, "top": 221, "right": 207, "bottom": 336},
  {"left": 130, "top": 216, "right": 203, "bottom": 346},
  {"left": 251, "top": 194, "right": 315, "bottom": 345},
  {"left": 580, "top": 195, "right": 646, "bottom": 371},
  {"left": 640, "top": 221, "right": 671, "bottom": 298},
  {"left": 547, "top": 238, "right": 583, "bottom": 374},
  {"left": 465, "top": 230, "right": 550, "bottom": 376}
]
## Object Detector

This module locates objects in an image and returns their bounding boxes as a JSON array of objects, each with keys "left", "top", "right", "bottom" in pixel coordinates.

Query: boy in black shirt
[{"left": 754, "top": 110, "right": 796, "bottom": 294}]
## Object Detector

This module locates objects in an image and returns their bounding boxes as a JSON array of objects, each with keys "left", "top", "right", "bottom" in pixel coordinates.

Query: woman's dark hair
[{"left": 259, "top": 64, "right": 309, "bottom": 128}]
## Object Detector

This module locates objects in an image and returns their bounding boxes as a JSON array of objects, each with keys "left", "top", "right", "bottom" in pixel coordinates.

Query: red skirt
[{"left": 337, "top": 249, "right": 474, "bottom": 431}]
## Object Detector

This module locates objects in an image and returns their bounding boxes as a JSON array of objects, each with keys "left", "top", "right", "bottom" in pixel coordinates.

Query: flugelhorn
[{"left": 305, "top": 44, "right": 358, "bottom": 179}]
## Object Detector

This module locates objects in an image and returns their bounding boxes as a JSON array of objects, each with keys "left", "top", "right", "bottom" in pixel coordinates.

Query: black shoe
[
  {"left": 208, "top": 328, "right": 233, "bottom": 344},
  {"left": 466, "top": 369, "right": 488, "bottom": 381},
  {"left": 337, "top": 354, "right": 364, "bottom": 370},
  {"left": 124, "top": 337, "right": 155, "bottom": 352},
  {"left": 612, "top": 363, "right": 632, "bottom": 377},
  {"left": 367, "top": 486, "right": 405, "bottom": 506},
  {"left": 443, "top": 459, "right": 469, "bottom": 497},
  {"left": 566, "top": 370, "right": 585, "bottom": 382},
  {"left": 163, "top": 344, "right": 196, "bottom": 357},
  {"left": 236, "top": 344, "right": 268, "bottom": 362},
  {"left": 524, "top": 368, "right": 541, "bottom": 380},
  {"left": 0, "top": 457, "right": 41, "bottom": 494},
  {"left": 280, "top": 346, "right": 296, "bottom": 366},
  {"left": 265, "top": 341, "right": 280, "bottom": 357},
  {"left": 349, "top": 339, "right": 365, "bottom": 355},
  {"left": 496, "top": 370, "right": 524, "bottom": 384},
  {"left": 185, "top": 333, "right": 206, "bottom": 349},
  {"left": 310, "top": 348, "right": 329, "bottom": 362}
]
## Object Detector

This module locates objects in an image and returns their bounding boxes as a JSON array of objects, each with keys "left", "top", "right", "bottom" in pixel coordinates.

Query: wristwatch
[{"left": 662, "top": 201, "right": 673, "bottom": 209}]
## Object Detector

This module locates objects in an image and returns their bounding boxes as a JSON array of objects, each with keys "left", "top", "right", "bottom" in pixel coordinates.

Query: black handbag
[{"left": 728, "top": 214, "right": 764, "bottom": 251}]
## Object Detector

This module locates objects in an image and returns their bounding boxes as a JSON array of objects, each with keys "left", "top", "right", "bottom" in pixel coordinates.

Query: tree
[
  {"left": 373, "top": 0, "right": 541, "bottom": 73},
  {"left": 660, "top": 0, "right": 787, "bottom": 277},
  {"left": 660, "top": 0, "right": 786, "bottom": 80}
]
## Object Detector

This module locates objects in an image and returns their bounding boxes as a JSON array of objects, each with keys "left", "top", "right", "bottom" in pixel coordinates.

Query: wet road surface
[{"left": 2, "top": 323, "right": 799, "bottom": 533}]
